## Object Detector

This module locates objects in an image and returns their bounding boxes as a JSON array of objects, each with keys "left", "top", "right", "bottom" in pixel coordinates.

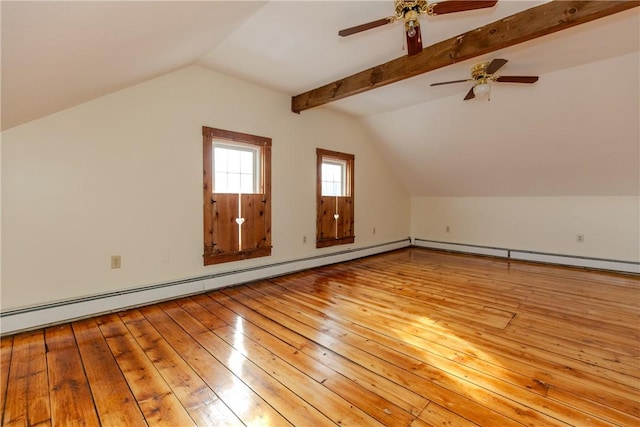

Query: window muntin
[{"left": 213, "top": 142, "right": 260, "bottom": 194}]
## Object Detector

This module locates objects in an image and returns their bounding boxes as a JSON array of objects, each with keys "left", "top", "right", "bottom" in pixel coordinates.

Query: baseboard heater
[
  {"left": 1, "top": 239, "right": 411, "bottom": 335},
  {"left": 413, "top": 238, "right": 640, "bottom": 275}
]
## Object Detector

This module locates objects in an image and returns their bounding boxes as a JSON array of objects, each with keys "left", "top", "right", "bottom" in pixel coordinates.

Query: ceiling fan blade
[
  {"left": 429, "top": 1, "right": 498, "bottom": 16},
  {"left": 430, "top": 78, "right": 472, "bottom": 86},
  {"left": 338, "top": 17, "right": 394, "bottom": 37},
  {"left": 463, "top": 87, "right": 475, "bottom": 100},
  {"left": 495, "top": 75, "right": 539, "bottom": 83},
  {"left": 406, "top": 25, "right": 423, "bottom": 56},
  {"left": 486, "top": 58, "right": 508, "bottom": 75}
]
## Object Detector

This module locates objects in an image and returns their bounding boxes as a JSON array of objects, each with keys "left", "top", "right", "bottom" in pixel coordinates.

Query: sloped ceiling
[
  {"left": 2, "top": 1, "right": 638, "bottom": 197},
  {"left": 1, "top": 1, "right": 267, "bottom": 130}
]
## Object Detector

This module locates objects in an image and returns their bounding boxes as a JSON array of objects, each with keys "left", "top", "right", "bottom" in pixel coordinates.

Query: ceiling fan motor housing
[
  {"left": 471, "top": 61, "right": 491, "bottom": 80},
  {"left": 394, "top": 0, "right": 428, "bottom": 17}
]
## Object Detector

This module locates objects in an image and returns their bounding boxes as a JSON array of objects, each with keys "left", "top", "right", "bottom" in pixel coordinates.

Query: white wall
[
  {"left": 411, "top": 196, "right": 640, "bottom": 262},
  {"left": 1, "top": 65, "right": 410, "bottom": 311}
]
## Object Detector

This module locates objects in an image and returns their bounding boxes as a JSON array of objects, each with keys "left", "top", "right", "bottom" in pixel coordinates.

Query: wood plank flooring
[{"left": 1, "top": 248, "right": 639, "bottom": 426}]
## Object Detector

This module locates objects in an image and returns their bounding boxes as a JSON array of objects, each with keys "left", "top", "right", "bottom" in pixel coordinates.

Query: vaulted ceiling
[{"left": 2, "top": 1, "right": 638, "bottom": 197}]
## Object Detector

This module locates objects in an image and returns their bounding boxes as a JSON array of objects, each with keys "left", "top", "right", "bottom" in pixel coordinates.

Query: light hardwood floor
[{"left": 1, "top": 248, "right": 639, "bottom": 426}]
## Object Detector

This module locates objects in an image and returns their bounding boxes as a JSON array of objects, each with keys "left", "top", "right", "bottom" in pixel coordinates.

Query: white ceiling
[{"left": 2, "top": 1, "right": 639, "bottom": 196}]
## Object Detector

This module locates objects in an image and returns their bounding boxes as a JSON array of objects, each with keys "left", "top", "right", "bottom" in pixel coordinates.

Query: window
[
  {"left": 203, "top": 127, "right": 271, "bottom": 265},
  {"left": 321, "top": 159, "right": 346, "bottom": 196},
  {"left": 214, "top": 142, "right": 259, "bottom": 194},
  {"left": 316, "top": 148, "right": 355, "bottom": 248}
]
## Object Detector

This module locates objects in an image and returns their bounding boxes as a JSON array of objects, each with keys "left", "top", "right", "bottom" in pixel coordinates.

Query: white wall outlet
[
  {"left": 576, "top": 234, "right": 585, "bottom": 243},
  {"left": 303, "top": 235, "right": 307, "bottom": 244}
]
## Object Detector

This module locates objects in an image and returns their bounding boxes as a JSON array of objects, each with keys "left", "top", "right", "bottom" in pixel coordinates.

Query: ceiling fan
[
  {"left": 430, "top": 58, "right": 539, "bottom": 100},
  {"left": 338, "top": 0, "right": 498, "bottom": 56}
]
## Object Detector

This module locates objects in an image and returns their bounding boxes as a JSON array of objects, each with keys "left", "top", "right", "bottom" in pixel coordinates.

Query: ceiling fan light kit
[
  {"left": 470, "top": 62, "right": 492, "bottom": 99},
  {"left": 472, "top": 81, "right": 491, "bottom": 98},
  {"left": 338, "top": 0, "right": 498, "bottom": 56},
  {"left": 404, "top": 10, "right": 420, "bottom": 38}
]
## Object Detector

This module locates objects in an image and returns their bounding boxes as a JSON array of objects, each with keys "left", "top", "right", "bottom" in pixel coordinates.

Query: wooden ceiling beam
[{"left": 291, "top": 0, "right": 639, "bottom": 113}]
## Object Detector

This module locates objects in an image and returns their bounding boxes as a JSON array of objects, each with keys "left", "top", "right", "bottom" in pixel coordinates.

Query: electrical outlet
[
  {"left": 576, "top": 234, "right": 584, "bottom": 243},
  {"left": 111, "top": 255, "right": 121, "bottom": 269},
  {"left": 303, "top": 235, "right": 307, "bottom": 244}
]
